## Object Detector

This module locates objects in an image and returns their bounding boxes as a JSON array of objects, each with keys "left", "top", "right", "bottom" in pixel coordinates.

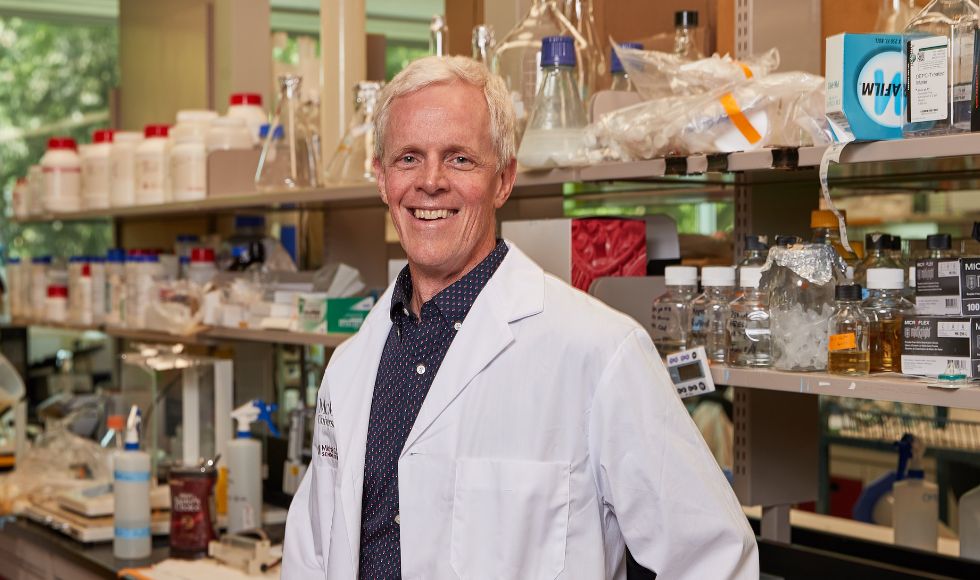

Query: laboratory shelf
[
  {"left": 711, "top": 365, "right": 980, "bottom": 411},
  {"left": 6, "top": 318, "right": 352, "bottom": 348}
]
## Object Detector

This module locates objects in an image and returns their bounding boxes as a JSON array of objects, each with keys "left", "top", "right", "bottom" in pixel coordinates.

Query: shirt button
[
  {"left": 403, "top": 307, "right": 409, "bottom": 316},
  {"left": 416, "top": 364, "right": 426, "bottom": 374},
  {"left": 394, "top": 514, "right": 401, "bottom": 524},
  {"left": 454, "top": 322, "right": 462, "bottom": 331}
]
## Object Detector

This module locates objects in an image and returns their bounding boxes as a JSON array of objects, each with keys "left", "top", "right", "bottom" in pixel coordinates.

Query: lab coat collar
[{"left": 327, "top": 240, "right": 544, "bottom": 569}]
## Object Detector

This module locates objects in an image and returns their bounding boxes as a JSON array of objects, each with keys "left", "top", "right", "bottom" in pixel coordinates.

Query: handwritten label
[{"left": 828, "top": 332, "right": 857, "bottom": 351}]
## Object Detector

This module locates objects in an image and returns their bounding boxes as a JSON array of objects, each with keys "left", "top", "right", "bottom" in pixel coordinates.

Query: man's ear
[
  {"left": 374, "top": 157, "right": 388, "bottom": 204},
  {"left": 493, "top": 156, "right": 518, "bottom": 209}
]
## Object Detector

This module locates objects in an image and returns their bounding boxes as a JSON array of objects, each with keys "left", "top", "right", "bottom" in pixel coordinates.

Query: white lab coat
[{"left": 282, "top": 242, "right": 758, "bottom": 579}]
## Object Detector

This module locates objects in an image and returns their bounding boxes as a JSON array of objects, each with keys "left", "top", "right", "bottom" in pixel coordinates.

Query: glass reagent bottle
[
  {"left": 728, "top": 267, "right": 772, "bottom": 368},
  {"left": 828, "top": 284, "right": 871, "bottom": 376},
  {"left": 652, "top": 266, "right": 698, "bottom": 359},
  {"left": 863, "top": 268, "right": 915, "bottom": 373},
  {"left": 691, "top": 266, "right": 735, "bottom": 364}
]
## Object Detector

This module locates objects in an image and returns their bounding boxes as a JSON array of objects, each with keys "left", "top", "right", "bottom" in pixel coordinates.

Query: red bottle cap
[
  {"left": 15, "top": 177, "right": 26, "bottom": 185},
  {"left": 47, "top": 285, "right": 68, "bottom": 298},
  {"left": 230, "top": 93, "right": 262, "bottom": 106},
  {"left": 191, "top": 247, "right": 215, "bottom": 263},
  {"left": 144, "top": 124, "right": 170, "bottom": 138},
  {"left": 92, "top": 130, "right": 115, "bottom": 144},
  {"left": 47, "top": 137, "right": 77, "bottom": 150}
]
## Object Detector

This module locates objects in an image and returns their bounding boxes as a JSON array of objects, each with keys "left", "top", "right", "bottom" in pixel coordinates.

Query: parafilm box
[
  {"left": 901, "top": 316, "right": 980, "bottom": 377},
  {"left": 825, "top": 33, "right": 906, "bottom": 141}
]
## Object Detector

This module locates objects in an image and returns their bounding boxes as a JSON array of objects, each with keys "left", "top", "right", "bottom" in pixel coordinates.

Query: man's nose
[{"left": 420, "top": 158, "right": 449, "bottom": 195}]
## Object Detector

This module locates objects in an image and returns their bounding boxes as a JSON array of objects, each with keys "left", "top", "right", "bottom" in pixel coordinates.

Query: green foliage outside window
[{"left": 0, "top": 17, "right": 116, "bottom": 260}]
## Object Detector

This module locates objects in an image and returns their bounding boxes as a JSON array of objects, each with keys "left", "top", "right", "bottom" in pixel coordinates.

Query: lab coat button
[
  {"left": 416, "top": 364, "right": 426, "bottom": 374},
  {"left": 454, "top": 322, "right": 462, "bottom": 331},
  {"left": 394, "top": 514, "right": 400, "bottom": 524}
]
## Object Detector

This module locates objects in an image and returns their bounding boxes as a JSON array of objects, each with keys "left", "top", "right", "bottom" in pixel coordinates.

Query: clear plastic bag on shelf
[
  {"left": 312, "top": 263, "right": 365, "bottom": 297},
  {"left": 762, "top": 72, "right": 834, "bottom": 147},
  {"left": 144, "top": 280, "right": 206, "bottom": 334},
  {"left": 611, "top": 44, "right": 780, "bottom": 100}
]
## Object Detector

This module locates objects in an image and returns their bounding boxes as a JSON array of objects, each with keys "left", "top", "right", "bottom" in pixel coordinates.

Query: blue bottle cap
[
  {"left": 235, "top": 215, "right": 265, "bottom": 229},
  {"left": 175, "top": 234, "right": 199, "bottom": 243},
  {"left": 179, "top": 256, "right": 190, "bottom": 264},
  {"left": 258, "top": 124, "right": 284, "bottom": 139},
  {"left": 541, "top": 36, "right": 576, "bottom": 67},
  {"left": 9, "top": 257, "right": 19, "bottom": 264},
  {"left": 32, "top": 256, "right": 51, "bottom": 264},
  {"left": 610, "top": 42, "right": 643, "bottom": 73},
  {"left": 106, "top": 248, "right": 126, "bottom": 263}
]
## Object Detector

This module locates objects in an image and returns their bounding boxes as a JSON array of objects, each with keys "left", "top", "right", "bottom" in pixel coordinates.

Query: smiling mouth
[{"left": 413, "top": 209, "right": 458, "bottom": 220}]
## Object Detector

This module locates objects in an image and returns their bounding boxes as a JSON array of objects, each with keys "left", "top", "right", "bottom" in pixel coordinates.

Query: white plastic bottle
[
  {"left": 134, "top": 125, "right": 171, "bottom": 205},
  {"left": 12, "top": 177, "right": 28, "bottom": 218},
  {"left": 187, "top": 248, "right": 217, "bottom": 286},
  {"left": 27, "top": 164, "right": 43, "bottom": 216},
  {"left": 227, "top": 400, "right": 280, "bottom": 534},
  {"left": 113, "top": 405, "right": 152, "bottom": 559},
  {"left": 104, "top": 249, "right": 126, "bottom": 326},
  {"left": 30, "top": 257, "right": 51, "bottom": 320},
  {"left": 90, "top": 257, "right": 105, "bottom": 325},
  {"left": 892, "top": 434, "right": 939, "bottom": 551},
  {"left": 8, "top": 258, "right": 22, "bottom": 318},
  {"left": 41, "top": 137, "right": 82, "bottom": 213},
  {"left": 109, "top": 132, "right": 144, "bottom": 207},
  {"left": 45, "top": 269, "right": 68, "bottom": 323},
  {"left": 206, "top": 117, "right": 253, "bottom": 152},
  {"left": 961, "top": 484, "right": 980, "bottom": 560},
  {"left": 82, "top": 129, "right": 114, "bottom": 209},
  {"left": 227, "top": 93, "right": 267, "bottom": 144},
  {"left": 170, "top": 134, "right": 208, "bottom": 202}
]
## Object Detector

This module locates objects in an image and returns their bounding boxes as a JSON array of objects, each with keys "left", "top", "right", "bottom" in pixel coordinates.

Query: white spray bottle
[
  {"left": 892, "top": 433, "right": 938, "bottom": 552},
  {"left": 960, "top": 482, "right": 980, "bottom": 560},
  {"left": 113, "top": 405, "right": 152, "bottom": 559},
  {"left": 227, "top": 399, "right": 279, "bottom": 534}
]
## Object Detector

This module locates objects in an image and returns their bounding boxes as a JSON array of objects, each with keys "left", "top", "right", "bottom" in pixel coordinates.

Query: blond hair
[{"left": 374, "top": 55, "right": 515, "bottom": 171}]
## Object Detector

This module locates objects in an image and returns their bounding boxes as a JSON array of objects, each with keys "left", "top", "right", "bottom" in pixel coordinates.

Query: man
[{"left": 283, "top": 55, "right": 757, "bottom": 579}]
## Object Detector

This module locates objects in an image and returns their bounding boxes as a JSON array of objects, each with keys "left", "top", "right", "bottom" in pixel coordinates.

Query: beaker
[
  {"left": 324, "top": 82, "right": 384, "bottom": 184},
  {"left": 256, "top": 75, "right": 320, "bottom": 191}
]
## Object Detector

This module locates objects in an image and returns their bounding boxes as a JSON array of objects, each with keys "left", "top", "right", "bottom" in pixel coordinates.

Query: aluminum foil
[{"left": 760, "top": 243, "right": 847, "bottom": 285}]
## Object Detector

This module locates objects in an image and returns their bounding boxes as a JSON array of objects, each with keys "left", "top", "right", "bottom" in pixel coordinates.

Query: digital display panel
[{"left": 673, "top": 361, "right": 704, "bottom": 383}]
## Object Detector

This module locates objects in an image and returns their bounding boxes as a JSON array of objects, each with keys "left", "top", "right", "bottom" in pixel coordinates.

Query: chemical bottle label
[
  {"left": 907, "top": 36, "right": 949, "bottom": 123},
  {"left": 115, "top": 470, "right": 151, "bottom": 482},
  {"left": 115, "top": 526, "right": 151, "bottom": 539},
  {"left": 828, "top": 333, "right": 857, "bottom": 351}
]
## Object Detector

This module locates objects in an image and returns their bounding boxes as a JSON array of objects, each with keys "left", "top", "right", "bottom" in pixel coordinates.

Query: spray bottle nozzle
[
  {"left": 125, "top": 405, "right": 142, "bottom": 451},
  {"left": 231, "top": 399, "right": 281, "bottom": 438},
  {"left": 895, "top": 433, "right": 925, "bottom": 481}
]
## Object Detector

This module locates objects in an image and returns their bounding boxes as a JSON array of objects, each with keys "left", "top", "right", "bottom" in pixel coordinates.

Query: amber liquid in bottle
[
  {"left": 870, "top": 318, "right": 903, "bottom": 373},
  {"left": 828, "top": 350, "right": 870, "bottom": 375}
]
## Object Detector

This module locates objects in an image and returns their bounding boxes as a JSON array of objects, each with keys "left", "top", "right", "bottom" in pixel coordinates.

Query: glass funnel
[
  {"left": 324, "top": 82, "right": 384, "bottom": 184},
  {"left": 256, "top": 75, "right": 320, "bottom": 191},
  {"left": 493, "top": 0, "right": 593, "bottom": 142}
]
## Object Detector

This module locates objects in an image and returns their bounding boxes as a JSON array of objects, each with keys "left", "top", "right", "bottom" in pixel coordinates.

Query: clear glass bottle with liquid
[
  {"left": 691, "top": 266, "right": 735, "bottom": 364},
  {"left": 728, "top": 267, "right": 772, "bottom": 368},
  {"left": 737, "top": 235, "right": 769, "bottom": 289},
  {"left": 828, "top": 284, "right": 871, "bottom": 376},
  {"left": 610, "top": 43, "right": 642, "bottom": 91},
  {"left": 875, "top": 0, "right": 918, "bottom": 32},
  {"left": 324, "top": 82, "right": 384, "bottom": 184},
  {"left": 863, "top": 268, "right": 916, "bottom": 373},
  {"left": 902, "top": 0, "right": 979, "bottom": 137},
  {"left": 652, "top": 266, "right": 698, "bottom": 359},
  {"left": 925, "top": 233, "right": 955, "bottom": 258},
  {"left": 854, "top": 232, "right": 903, "bottom": 287},
  {"left": 516, "top": 36, "right": 589, "bottom": 169}
]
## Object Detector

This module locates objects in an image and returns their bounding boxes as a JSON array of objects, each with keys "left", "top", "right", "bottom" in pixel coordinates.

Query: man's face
[{"left": 375, "top": 82, "right": 516, "bottom": 281}]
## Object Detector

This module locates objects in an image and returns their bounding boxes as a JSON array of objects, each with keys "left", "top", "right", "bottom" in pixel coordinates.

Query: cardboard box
[
  {"left": 900, "top": 316, "right": 980, "bottom": 377},
  {"left": 501, "top": 218, "right": 647, "bottom": 292},
  {"left": 825, "top": 33, "right": 906, "bottom": 142},
  {"left": 297, "top": 294, "right": 375, "bottom": 334},
  {"left": 915, "top": 257, "right": 980, "bottom": 316}
]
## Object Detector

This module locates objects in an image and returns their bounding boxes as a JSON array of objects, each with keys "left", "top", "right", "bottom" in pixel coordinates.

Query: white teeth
[{"left": 413, "top": 209, "right": 457, "bottom": 220}]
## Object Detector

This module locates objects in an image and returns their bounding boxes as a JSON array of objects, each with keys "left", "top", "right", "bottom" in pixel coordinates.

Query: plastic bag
[
  {"left": 312, "top": 263, "right": 366, "bottom": 297},
  {"left": 145, "top": 280, "right": 206, "bottom": 334}
]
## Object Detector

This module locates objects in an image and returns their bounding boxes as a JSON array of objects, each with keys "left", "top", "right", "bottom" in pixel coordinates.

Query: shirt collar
[{"left": 390, "top": 239, "right": 509, "bottom": 324}]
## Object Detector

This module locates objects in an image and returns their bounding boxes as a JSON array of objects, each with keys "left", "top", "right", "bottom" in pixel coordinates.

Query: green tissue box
[{"left": 298, "top": 294, "right": 375, "bottom": 333}]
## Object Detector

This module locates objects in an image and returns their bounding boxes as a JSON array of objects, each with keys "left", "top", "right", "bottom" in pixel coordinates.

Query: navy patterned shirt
[{"left": 358, "top": 240, "right": 509, "bottom": 579}]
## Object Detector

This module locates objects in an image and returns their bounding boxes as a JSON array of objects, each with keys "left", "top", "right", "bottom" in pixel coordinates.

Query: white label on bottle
[
  {"left": 908, "top": 36, "right": 949, "bottom": 123},
  {"left": 137, "top": 157, "right": 164, "bottom": 191},
  {"left": 84, "top": 159, "right": 108, "bottom": 197},
  {"left": 171, "top": 155, "right": 206, "bottom": 197},
  {"left": 242, "top": 503, "right": 256, "bottom": 529}
]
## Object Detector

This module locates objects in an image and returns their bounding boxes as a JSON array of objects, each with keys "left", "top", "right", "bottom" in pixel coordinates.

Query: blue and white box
[{"left": 825, "top": 33, "right": 906, "bottom": 142}]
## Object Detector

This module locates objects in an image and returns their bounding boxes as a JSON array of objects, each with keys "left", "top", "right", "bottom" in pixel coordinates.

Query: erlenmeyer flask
[
  {"left": 493, "top": 0, "right": 592, "bottom": 144},
  {"left": 324, "top": 82, "right": 384, "bottom": 184},
  {"left": 256, "top": 75, "right": 320, "bottom": 191},
  {"left": 430, "top": 15, "right": 449, "bottom": 56},
  {"left": 561, "top": 0, "right": 604, "bottom": 99},
  {"left": 472, "top": 24, "right": 496, "bottom": 71}
]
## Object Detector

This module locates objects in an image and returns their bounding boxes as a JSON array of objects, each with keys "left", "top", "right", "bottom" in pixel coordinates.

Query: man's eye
[
  {"left": 401, "top": 156, "right": 416, "bottom": 163},
  {"left": 454, "top": 156, "right": 471, "bottom": 164}
]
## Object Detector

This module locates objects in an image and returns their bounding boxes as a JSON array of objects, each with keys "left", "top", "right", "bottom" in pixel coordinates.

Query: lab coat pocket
[{"left": 450, "top": 459, "right": 569, "bottom": 580}]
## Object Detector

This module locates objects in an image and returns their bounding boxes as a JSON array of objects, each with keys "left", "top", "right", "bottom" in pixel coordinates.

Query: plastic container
[
  {"left": 691, "top": 266, "right": 735, "bottom": 364},
  {"left": 902, "top": 0, "right": 979, "bottom": 137},
  {"left": 67, "top": 257, "right": 85, "bottom": 324},
  {"left": 171, "top": 110, "right": 218, "bottom": 141},
  {"left": 45, "top": 283, "right": 68, "bottom": 322},
  {"left": 135, "top": 125, "right": 171, "bottom": 205},
  {"left": 171, "top": 134, "right": 208, "bottom": 202},
  {"left": 206, "top": 117, "right": 253, "bottom": 152},
  {"left": 863, "top": 268, "right": 915, "bottom": 373},
  {"left": 828, "top": 284, "right": 871, "bottom": 376},
  {"left": 41, "top": 137, "right": 81, "bottom": 212},
  {"left": 104, "top": 249, "right": 126, "bottom": 326},
  {"left": 610, "top": 42, "right": 642, "bottom": 92},
  {"left": 114, "top": 406, "right": 152, "bottom": 559},
  {"left": 227, "top": 93, "right": 267, "bottom": 145},
  {"left": 30, "top": 257, "right": 51, "bottom": 320},
  {"left": 174, "top": 235, "right": 199, "bottom": 278},
  {"left": 82, "top": 129, "right": 114, "bottom": 209},
  {"left": 651, "top": 265, "right": 698, "bottom": 359},
  {"left": 517, "top": 36, "right": 589, "bottom": 168},
  {"left": 89, "top": 257, "right": 105, "bottom": 325},
  {"left": 227, "top": 400, "right": 279, "bottom": 534},
  {"left": 109, "top": 132, "right": 144, "bottom": 207},
  {"left": 892, "top": 434, "right": 939, "bottom": 552},
  {"left": 27, "top": 165, "right": 43, "bottom": 216},
  {"left": 169, "top": 464, "right": 217, "bottom": 558},
  {"left": 126, "top": 254, "right": 163, "bottom": 329},
  {"left": 12, "top": 177, "right": 28, "bottom": 218},
  {"left": 729, "top": 267, "right": 772, "bottom": 368},
  {"left": 7, "top": 258, "right": 23, "bottom": 318},
  {"left": 187, "top": 248, "right": 217, "bottom": 286}
]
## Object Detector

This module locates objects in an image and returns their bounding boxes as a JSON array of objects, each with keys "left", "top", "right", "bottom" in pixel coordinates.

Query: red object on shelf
[
  {"left": 570, "top": 218, "right": 647, "bottom": 292},
  {"left": 47, "top": 137, "right": 77, "bottom": 150},
  {"left": 191, "top": 247, "right": 215, "bottom": 263},
  {"left": 92, "top": 129, "right": 115, "bottom": 143},
  {"left": 230, "top": 93, "right": 262, "bottom": 106},
  {"left": 144, "top": 124, "right": 170, "bottom": 138},
  {"left": 47, "top": 285, "right": 68, "bottom": 298}
]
